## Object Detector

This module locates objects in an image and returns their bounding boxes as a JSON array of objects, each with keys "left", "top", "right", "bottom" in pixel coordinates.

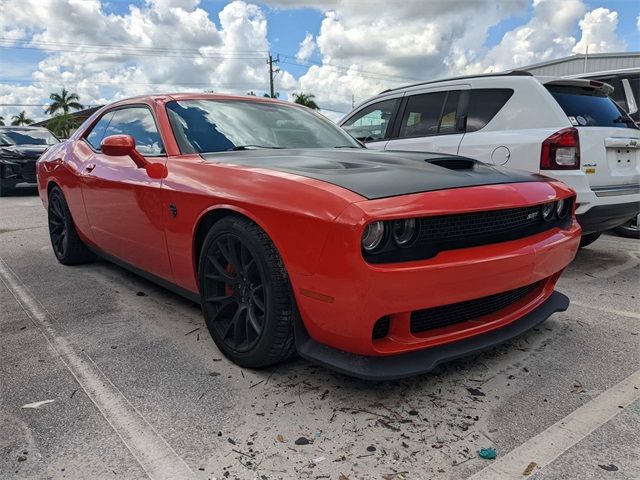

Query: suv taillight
[{"left": 540, "top": 127, "right": 580, "bottom": 169}]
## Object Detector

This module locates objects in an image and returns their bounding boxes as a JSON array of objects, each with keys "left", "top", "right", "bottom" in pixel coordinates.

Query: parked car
[
  {"left": 0, "top": 126, "right": 59, "bottom": 196},
  {"left": 573, "top": 68, "right": 639, "bottom": 239},
  {"left": 37, "top": 93, "right": 580, "bottom": 379},
  {"left": 571, "top": 68, "right": 639, "bottom": 123},
  {"left": 340, "top": 71, "right": 640, "bottom": 248}
]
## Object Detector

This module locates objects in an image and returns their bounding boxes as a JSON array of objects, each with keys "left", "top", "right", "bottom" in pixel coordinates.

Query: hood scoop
[{"left": 426, "top": 158, "right": 476, "bottom": 170}]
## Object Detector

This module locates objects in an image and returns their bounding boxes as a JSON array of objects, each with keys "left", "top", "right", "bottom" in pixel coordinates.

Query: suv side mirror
[{"left": 101, "top": 134, "right": 147, "bottom": 168}]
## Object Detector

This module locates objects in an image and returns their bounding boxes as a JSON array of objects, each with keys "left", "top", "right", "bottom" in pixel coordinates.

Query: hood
[
  {"left": 0, "top": 144, "right": 49, "bottom": 163},
  {"left": 201, "top": 148, "right": 544, "bottom": 200}
]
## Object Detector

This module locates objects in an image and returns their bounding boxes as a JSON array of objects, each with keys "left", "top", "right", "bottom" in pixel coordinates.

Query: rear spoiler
[{"left": 542, "top": 78, "right": 614, "bottom": 96}]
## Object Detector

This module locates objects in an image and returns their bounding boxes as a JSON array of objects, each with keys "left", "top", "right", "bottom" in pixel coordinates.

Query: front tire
[
  {"left": 199, "top": 216, "right": 296, "bottom": 368},
  {"left": 579, "top": 232, "right": 602, "bottom": 248},
  {"left": 0, "top": 180, "right": 12, "bottom": 197},
  {"left": 48, "top": 186, "right": 95, "bottom": 265}
]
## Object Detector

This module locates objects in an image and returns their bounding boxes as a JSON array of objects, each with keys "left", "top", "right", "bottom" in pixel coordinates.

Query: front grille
[
  {"left": 410, "top": 280, "right": 543, "bottom": 334},
  {"left": 364, "top": 200, "right": 573, "bottom": 264},
  {"left": 21, "top": 162, "right": 37, "bottom": 182}
]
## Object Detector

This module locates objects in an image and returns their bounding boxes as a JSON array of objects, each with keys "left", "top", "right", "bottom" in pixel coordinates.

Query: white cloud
[
  {"left": 296, "top": 33, "right": 316, "bottom": 62},
  {"left": 0, "top": 0, "right": 633, "bottom": 122},
  {"left": 573, "top": 8, "right": 626, "bottom": 54},
  {"left": 0, "top": 0, "right": 283, "bottom": 121}
]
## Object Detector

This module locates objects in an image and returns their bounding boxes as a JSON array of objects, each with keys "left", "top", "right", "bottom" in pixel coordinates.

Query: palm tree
[
  {"left": 292, "top": 92, "right": 319, "bottom": 110},
  {"left": 11, "top": 111, "right": 34, "bottom": 125},
  {"left": 47, "top": 113, "right": 77, "bottom": 139},
  {"left": 45, "top": 88, "right": 83, "bottom": 115}
]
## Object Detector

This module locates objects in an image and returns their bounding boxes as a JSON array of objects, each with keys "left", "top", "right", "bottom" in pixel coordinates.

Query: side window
[
  {"left": 466, "top": 89, "right": 514, "bottom": 132},
  {"left": 85, "top": 112, "right": 114, "bottom": 150},
  {"left": 342, "top": 99, "right": 399, "bottom": 142},
  {"left": 398, "top": 91, "right": 461, "bottom": 138},
  {"left": 103, "top": 107, "right": 164, "bottom": 156}
]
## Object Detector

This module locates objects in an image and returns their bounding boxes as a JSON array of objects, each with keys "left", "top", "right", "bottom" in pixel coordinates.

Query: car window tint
[
  {"left": 398, "top": 92, "right": 447, "bottom": 138},
  {"left": 466, "top": 89, "right": 514, "bottom": 132},
  {"left": 85, "top": 112, "right": 114, "bottom": 150},
  {"left": 547, "top": 85, "right": 638, "bottom": 129},
  {"left": 103, "top": 108, "right": 165, "bottom": 155},
  {"left": 342, "top": 99, "right": 399, "bottom": 142}
]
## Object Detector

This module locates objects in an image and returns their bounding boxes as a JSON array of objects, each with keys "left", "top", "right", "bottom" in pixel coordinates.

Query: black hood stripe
[{"left": 201, "top": 149, "right": 544, "bottom": 200}]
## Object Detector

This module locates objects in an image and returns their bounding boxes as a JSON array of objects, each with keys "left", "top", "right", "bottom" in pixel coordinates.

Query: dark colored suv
[{"left": 0, "top": 126, "right": 59, "bottom": 196}]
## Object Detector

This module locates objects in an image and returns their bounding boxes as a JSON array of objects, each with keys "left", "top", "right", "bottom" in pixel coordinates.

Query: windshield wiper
[
  {"left": 229, "top": 145, "right": 284, "bottom": 151},
  {"left": 333, "top": 145, "right": 363, "bottom": 148}
]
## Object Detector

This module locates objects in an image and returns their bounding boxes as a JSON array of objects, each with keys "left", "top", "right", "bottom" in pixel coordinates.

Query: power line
[{"left": 0, "top": 38, "right": 420, "bottom": 84}]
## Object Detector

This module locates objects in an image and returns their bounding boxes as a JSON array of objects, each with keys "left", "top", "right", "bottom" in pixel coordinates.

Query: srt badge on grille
[{"left": 526, "top": 211, "right": 539, "bottom": 220}]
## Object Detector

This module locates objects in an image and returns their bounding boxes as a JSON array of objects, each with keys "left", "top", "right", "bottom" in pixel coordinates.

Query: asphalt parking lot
[{"left": 1, "top": 192, "right": 638, "bottom": 480}]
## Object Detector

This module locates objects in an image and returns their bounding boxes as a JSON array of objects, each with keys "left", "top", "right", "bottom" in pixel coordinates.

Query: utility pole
[{"left": 267, "top": 54, "right": 280, "bottom": 98}]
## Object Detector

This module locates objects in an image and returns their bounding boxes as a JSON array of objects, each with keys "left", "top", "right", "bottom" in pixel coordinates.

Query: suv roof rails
[{"left": 378, "top": 70, "right": 533, "bottom": 95}]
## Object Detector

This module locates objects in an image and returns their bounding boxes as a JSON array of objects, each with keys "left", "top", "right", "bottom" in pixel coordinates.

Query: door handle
[{"left": 85, "top": 163, "right": 96, "bottom": 173}]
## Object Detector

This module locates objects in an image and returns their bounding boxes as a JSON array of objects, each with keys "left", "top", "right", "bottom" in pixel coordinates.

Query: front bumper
[
  {"left": 576, "top": 201, "right": 640, "bottom": 234},
  {"left": 1, "top": 160, "right": 37, "bottom": 187},
  {"left": 295, "top": 291, "right": 569, "bottom": 380},
  {"left": 289, "top": 181, "right": 581, "bottom": 361}
]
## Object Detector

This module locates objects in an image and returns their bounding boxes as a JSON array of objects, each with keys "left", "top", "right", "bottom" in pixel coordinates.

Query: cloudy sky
[{"left": 0, "top": 0, "right": 638, "bottom": 123}]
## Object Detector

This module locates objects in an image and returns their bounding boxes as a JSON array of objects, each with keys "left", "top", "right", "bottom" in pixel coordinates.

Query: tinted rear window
[
  {"left": 547, "top": 85, "right": 637, "bottom": 129},
  {"left": 466, "top": 89, "right": 514, "bottom": 132}
]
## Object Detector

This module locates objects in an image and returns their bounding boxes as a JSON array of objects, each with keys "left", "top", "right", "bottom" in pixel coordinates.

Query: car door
[
  {"left": 340, "top": 97, "right": 401, "bottom": 150},
  {"left": 79, "top": 105, "right": 172, "bottom": 280},
  {"left": 384, "top": 86, "right": 469, "bottom": 155}
]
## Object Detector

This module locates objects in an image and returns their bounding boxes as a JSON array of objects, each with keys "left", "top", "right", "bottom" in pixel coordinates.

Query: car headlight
[
  {"left": 362, "top": 221, "right": 386, "bottom": 252},
  {"left": 392, "top": 218, "right": 418, "bottom": 247},
  {"left": 556, "top": 199, "right": 569, "bottom": 219},
  {"left": 541, "top": 202, "right": 555, "bottom": 221}
]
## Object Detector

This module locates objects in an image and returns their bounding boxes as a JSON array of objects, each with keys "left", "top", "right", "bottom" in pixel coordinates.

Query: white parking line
[
  {"left": 0, "top": 257, "right": 196, "bottom": 480},
  {"left": 468, "top": 369, "right": 640, "bottom": 479}
]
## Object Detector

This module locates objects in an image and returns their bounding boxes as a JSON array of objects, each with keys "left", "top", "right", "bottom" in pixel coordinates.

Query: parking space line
[
  {"left": 0, "top": 257, "right": 196, "bottom": 480},
  {"left": 468, "top": 368, "right": 640, "bottom": 479},
  {"left": 571, "top": 301, "right": 640, "bottom": 320}
]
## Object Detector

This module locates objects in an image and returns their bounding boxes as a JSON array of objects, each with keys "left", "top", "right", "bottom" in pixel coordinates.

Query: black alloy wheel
[
  {"left": 202, "top": 233, "right": 267, "bottom": 353},
  {"left": 199, "top": 216, "right": 296, "bottom": 368},
  {"left": 47, "top": 186, "right": 95, "bottom": 265},
  {"left": 48, "top": 193, "right": 68, "bottom": 259}
]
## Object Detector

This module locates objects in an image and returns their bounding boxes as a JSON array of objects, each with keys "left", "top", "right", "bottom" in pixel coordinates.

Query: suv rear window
[
  {"left": 547, "top": 85, "right": 637, "bottom": 129},
  {"left": 466, "top": 89, "right": 514, "bottom": 132}
]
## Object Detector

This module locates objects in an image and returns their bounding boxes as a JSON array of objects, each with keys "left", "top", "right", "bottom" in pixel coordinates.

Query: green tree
[
  {"left": 11, "top": 111, "right": 34, "bottom": 125},
  {"left": 292, "top": 92, "right": 319, "bottom": 110},
  {"left": 45, "top": 88, "right": 83, "bottom": 115},
  {"left": 263, "top": 92, "right": 280, "bottom": 99},
  {"left": 47, "top": 113, "right": 77, "bottom": 139}
]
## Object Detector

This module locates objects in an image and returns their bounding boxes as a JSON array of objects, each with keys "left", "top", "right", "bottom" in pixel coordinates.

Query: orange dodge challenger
[{"left": 37, "top": 93, "right": 580, "bottom": 379}]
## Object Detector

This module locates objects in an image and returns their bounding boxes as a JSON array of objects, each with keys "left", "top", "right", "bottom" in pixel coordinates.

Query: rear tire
[
  {"left": 199, "top": 216, "right": 296, "bottom": 368},
  {"left": 579, "top": 232, "right": 602, "bottom": 248},
  {"left": 48, "top": 186, "right": 95, "bottom": 265},
  {"left": 613, "top": 215, "right": 640, "bottom": 239}
]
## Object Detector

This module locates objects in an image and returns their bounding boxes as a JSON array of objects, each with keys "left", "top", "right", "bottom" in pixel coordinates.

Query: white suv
[{"left": 340, "top": 71, "right": 640, "bottom": 246}]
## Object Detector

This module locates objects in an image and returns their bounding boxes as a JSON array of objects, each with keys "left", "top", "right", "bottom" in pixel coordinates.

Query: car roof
[
  {"left": 107, "top": 92, "right": 293, "bottom": 107},
  {"left": 378, "top": 70, "right": 534, "bottom": 95}
]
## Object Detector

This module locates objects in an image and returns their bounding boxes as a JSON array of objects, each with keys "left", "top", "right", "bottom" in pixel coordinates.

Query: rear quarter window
[
  {"left": 546, "top": 85, "right": 637, "bottom": 129},
  {"left": 466, "top": 89, "right": 514, "bottom": 132}
]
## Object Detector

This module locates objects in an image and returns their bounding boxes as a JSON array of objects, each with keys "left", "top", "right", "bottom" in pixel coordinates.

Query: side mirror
[{"left": 101, "top": 134, "right": 147, "bottom": 168}]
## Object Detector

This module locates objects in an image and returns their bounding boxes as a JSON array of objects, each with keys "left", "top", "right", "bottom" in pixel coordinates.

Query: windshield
[
  {"left": 547, "top": 85, "right": 638, "bottom": 129},
  {"left": 0, "top": 128, "right": 59, "bottom": 146},
  {"left": 166, "top": 99, "right": 362, "bottom": 154}
]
